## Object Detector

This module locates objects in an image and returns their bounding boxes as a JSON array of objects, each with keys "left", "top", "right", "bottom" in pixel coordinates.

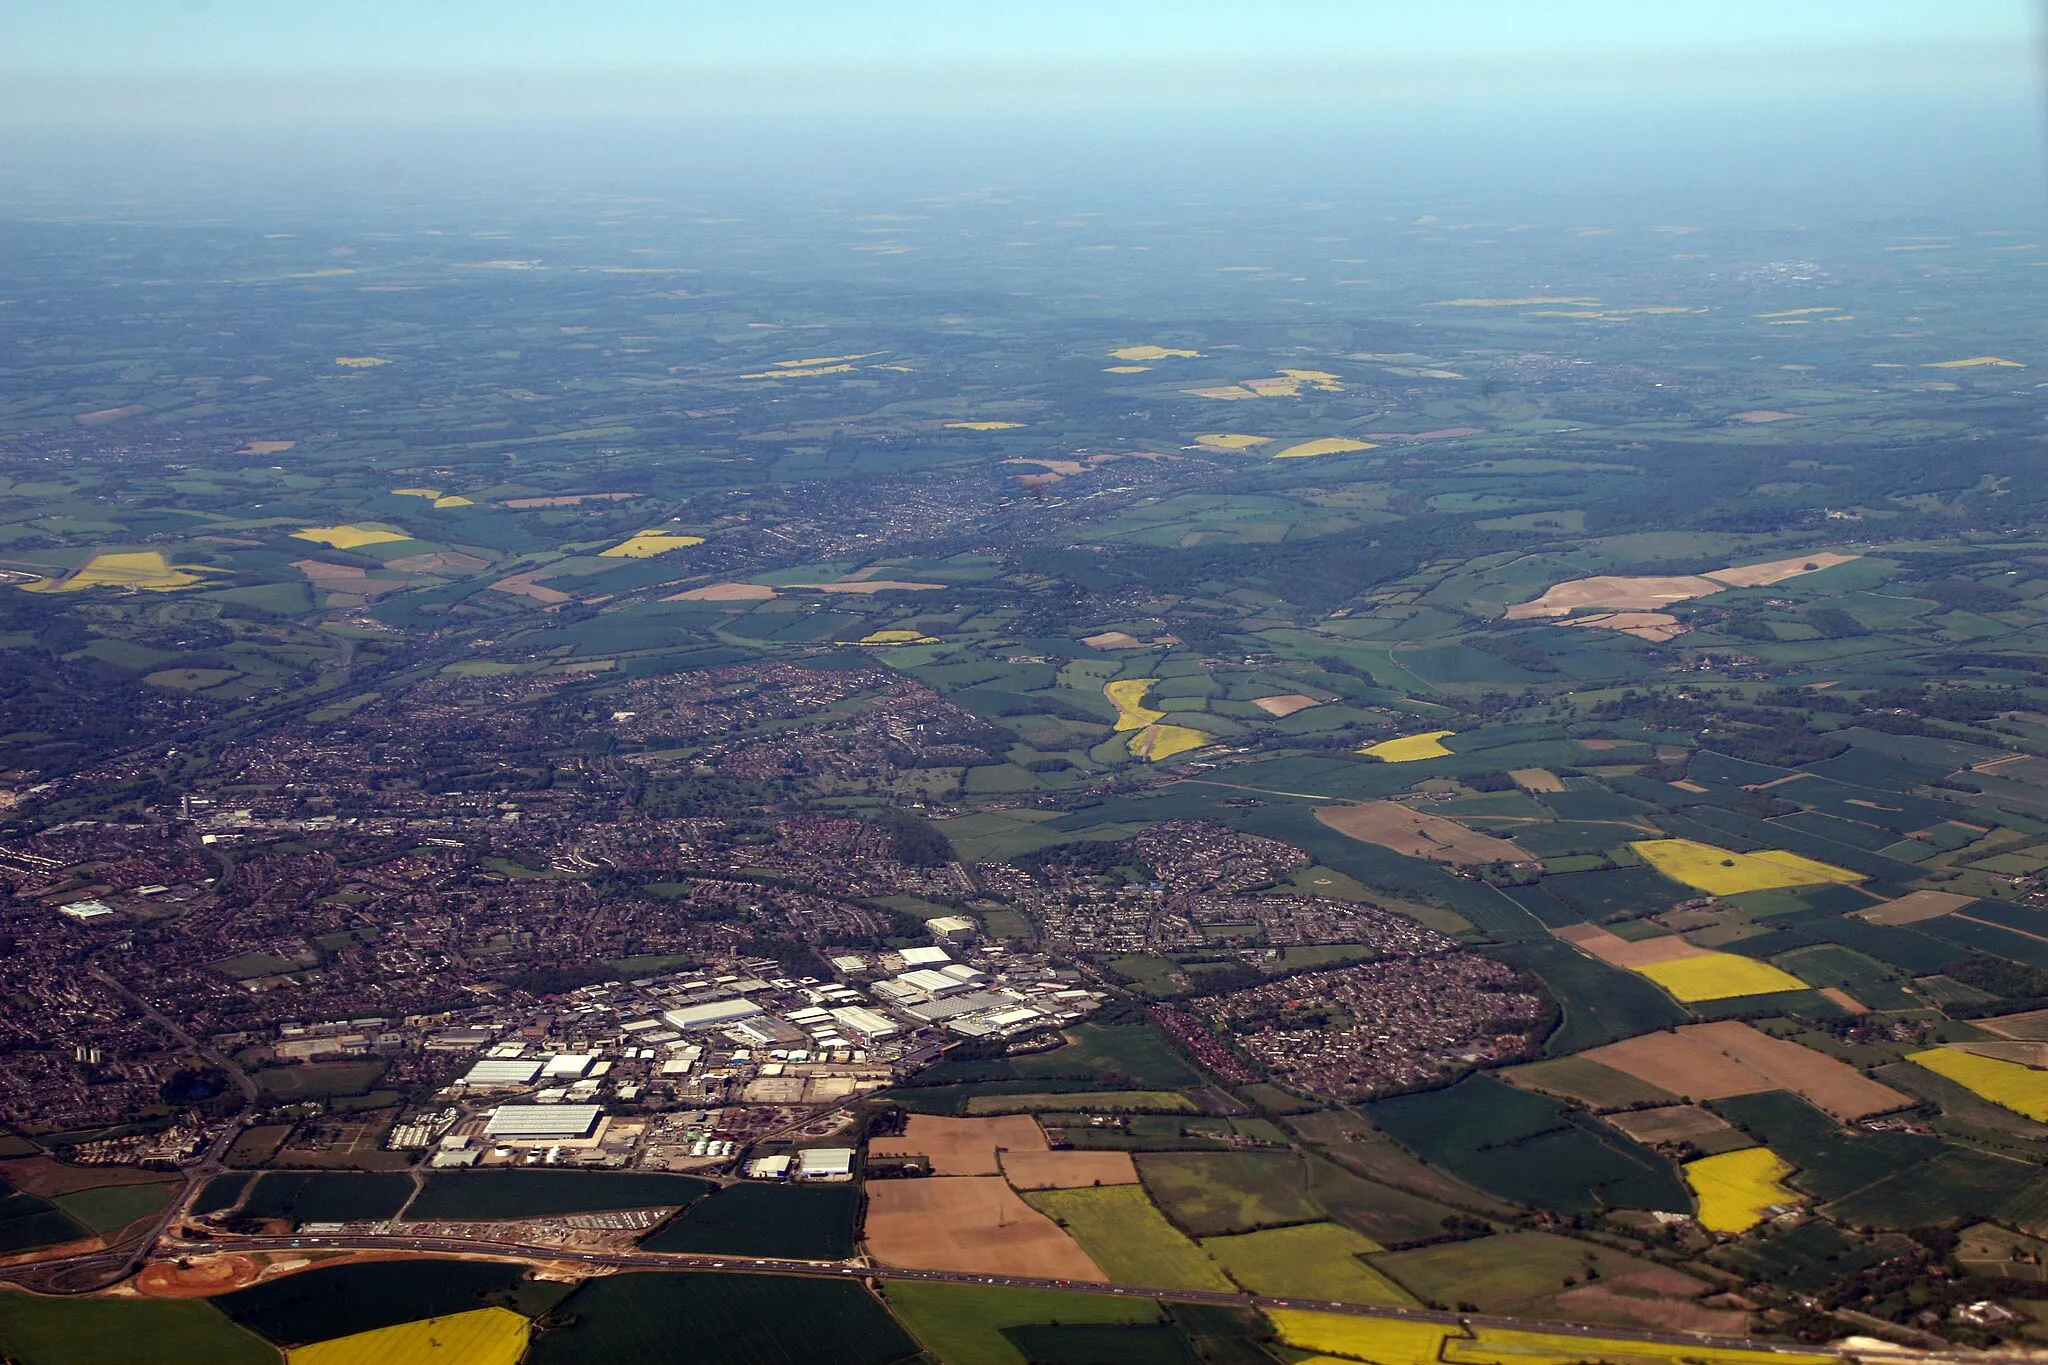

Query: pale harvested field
[
  {"left": 791, "top": 580, "right": 944, "bottom": 593},
  {"left": 1820, "top": 987, "right": 1868, "bottom": 1014},
  {"left": 1702, "top": 551, "right": 1859, "bottom": 587},
  {"left": 1252, "top": 694, "right": 1322, "bottom": 717},
  {"left": 1082, "top": 630, "right": 1147, "bottom": 650},
  {"left": 1564, "top": 611, "right": 1688, "bottom": 642},
  {"left": 870, "top": 1114, "right": 1047, "bottom": 1176},
  {"left": 501, "top": 492, "right": 636, "bottom": 508},
  {"left": 670, "top": 582, "right": 776, "bottom": 601},
  {"left": 1508, "top": 553, "right": 1858, "bottom": 620},
  {"left": 863, "top": 1176, "right": 1105, "bottom": 1280},
  {"left": 1605, "top": 1105, "right": 1735, "bottom": 1145},
  {"left": 1506, "top": 575, "right": 1722, "bottom": 619},
  {"left": 1727, "top": 411, "right": 1801, "bottom": 424},
  {"left": 1975, "top": 1009, "right": 2048, "bottom": 1042},
  {"left": 1315, "top": 802, "right": 1531, "bottom": 865},
  {"left": 999, "top": 1149, "right": 1139, "bottom": 1190},
  {"left": 133, "top": 1254, "right": 263, "bottom": 1298},
  {"left": 1858, "top": 889, "right": 1974, "bottom": 925},
  {"left": 1952, "top": 1041, "right": 2048, "bottom": 1067},
  {"left": 1004, "top": 457, "right": 1088, "bottom": 476},
  {"left": 1508, "top": 768, "right": 1564, "bottom": 792},
  {"left": 1553, "top": 923, "right": 1707, "bottom": 970},
  {"left": 489, "top": 571, "right": 572, "bottom": 604},
  {"left": 387, "top": 551, "right": 489, "bottom": 573},
  {"left": 1583, "top": 1021, "right": 1907, "bottom": 1121},
  {"left": 75, "top": 404, "right": 150, "bottom": 427},
  {"left": 292, "top": 559, "right": 367, "bottom": 583},
  {"left": 241, "top": 440, "right": 297, "bottom": 455}
]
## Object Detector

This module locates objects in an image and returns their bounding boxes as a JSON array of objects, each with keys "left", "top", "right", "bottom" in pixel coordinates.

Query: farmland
[
  {"left": 4, "top": 124, "right": 2048, "bottom": 1360},
  {"left": 289, "top": 1307, "right": 528, "bottom": 1365},
  {"left": 526, "top": 1274, "right": 917, "bottom": 1365},
  {"left": 0, "top": 1294, "right": 276, "bottom": 1365}
]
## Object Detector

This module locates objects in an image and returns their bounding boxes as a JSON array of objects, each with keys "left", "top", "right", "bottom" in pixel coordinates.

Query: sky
[
  {"left": 0, "top": 0, "right": 2037, "bottom": 122},
  {"left": 0, "top": 2, "right": 2040, "bottom": 216}
]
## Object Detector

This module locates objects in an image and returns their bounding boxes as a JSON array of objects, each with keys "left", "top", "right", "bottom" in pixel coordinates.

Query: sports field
[
  {"left": 1632, "top": 839, "right": 1862, "bottom": 895},
  {"left": 289, "top": 1307, "right": 528, "bottom": 1365},
  {"left": 1684, "top": 1148, "right": 1798, "bottom": 1233},
  {"left": 1908, "top": 1047, "right": 2048, "bottom": 1120},
  {"left": 1360, "top": 730, "right": 1455, "bottom": 762}
]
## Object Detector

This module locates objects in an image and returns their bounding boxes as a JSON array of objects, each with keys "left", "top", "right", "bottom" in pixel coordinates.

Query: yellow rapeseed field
[
  {"left": 333, "top": 356, "right": 391, "bottom": 368},
  {"left": 1360, "top": 730, "right": 1456, "bottom": 762},
  {"left": 856, "top": 628, "right": 939, "bottom": 646},
  {"left": 1109, "top": 345, "right": 1201, "bottom": 360},
  {"left": 1105, "top": 679, "right": 1166, "bottom": 731},
  {"left": 1924, "top": 356, "right": 2024, "bottom": 368},
  {"left": 1270, "top": 1310, "right": 1451, "bottom": 1365},
  {"left": 289, "top": 1307, "right": 527, "bottom": 1365},
  {"left": 1104, "top": 365, "right": 1152, "bottom": 373},
  {"left": 1909, "top": 1048, "right": 2048, "bottom": 1120},
  {"left": 944, "top": 421, "right": 1025, "bottom": 430},
  {"left": 1128, "top": 723, "right": 1209, "bottom": 761},
  {"left": 22, "top": 551, "right": 219, "bottom": 593},
  {"left": 1449, "top": 1326, "right": 1834, "bottom": 1365},
  {"left": 1635, "top": 953, "right": 1809, "bottom": 1003},
  {"left": 1632, "top": 839, "right": 1862, "bottom": 895},
  {"left": 392, "top": 487, "right": 440, "bottom": 498},
  {"left": 392, "top": 488, "right": 473, "bottom": 508},
  {"left": 292, "top": 525, "right": 411, "bottom": 550},
  {"left": 1684, "top": 1147, "right": 1798, "bottom": 1233},
  {"left": 1273, "top": 1309, "right": 1837, "bottom": 1365},
  {"left": 600, "top": 530, "right": 706, "bottom": 558},
  {"left": 1274, "top": 437, "right": 1378, "bottom": 459},
  {"left": 431, "top": 495, "right": 473, "bottom": 507}
]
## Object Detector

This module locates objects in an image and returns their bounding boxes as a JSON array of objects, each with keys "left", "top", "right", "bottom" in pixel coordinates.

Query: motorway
[{"left": 152, "top": 1233, "right": 1860, "bottom": 1360}]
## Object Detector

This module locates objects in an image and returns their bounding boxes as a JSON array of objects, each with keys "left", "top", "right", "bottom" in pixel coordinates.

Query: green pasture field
[
  {"left": 0, "top": 1294, "right": 276, "bottom": 1365},
  {"left": 1364, "top": 1077, "right": 1685, "bottom": 1216},
  {"left": 880, "top": 1282, "right": 1161, "bottom": 1365},
  {"left": 1201, "top": 1221, "right": 1416, "bottom": 1304},
  {"left": 1135, "top": 1151, "right": 1322, "bottom": 1236},
  {"left": 1770, "top": 944, "right": 1919, "bottom": 1009},
  {"left": 638, "top": 1182, "right": 855, "bottom": 1259},
  {"left": 1301, "top": 1154, "right": 1472, "bottom": 1247},
  {"left": 1712, "top": 1220, "right": 1908, "bottom": 1296},
  {"left": 405, "top": 1170, "right": 716, "bottom": 1222},
  {"left": 1828, "top": 1147, "right": 2043, "bottom": 1230},
  {"left": 965, "top": 1090, "right": 1196, "bottom": 1116},
  {"left": 215, "top": 1257, "right": 554, "bottom": 1347},
  {"left": 237, "top": 1170, "right": 411, "bottom": 1225},
  {"left": 1498, "top": 1056, "right": 1677, "bottom": 1110},
  {"left": 917, "top": 1025, "right": 1204, "bottom": 1091},
  {"left": 50, "top": 1181, "right": 174, "bottom": 1235},
  {"left": 251, "top": 1060, "right": 386, "bottom": 1101},
  {"left": 527, "top": 1273, "right": 917, "bottom": 1365},
  {"left": 1025, "top": 1185, "right": 1235, "bottom": 1291},
  {"left": 1493, "top": 937, "right": 1690, "bottom": 1056},
  {"left": 1708, "top": 1092, "right": 1939, "bottom": 1203},
  {"left": 191, "top": 1173, "right": 251, "bottom": 1215},
  {"left": 0, "top": 1188, "right": 87, "bottom": 1255},
  {"left": 1368, "top": 1229, "right": 1685, "bottom": 1316}
]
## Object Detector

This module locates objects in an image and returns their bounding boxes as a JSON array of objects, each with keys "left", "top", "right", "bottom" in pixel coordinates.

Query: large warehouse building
[{"left": 482, "top": 1103, "right": 603, "bottom": 1141}]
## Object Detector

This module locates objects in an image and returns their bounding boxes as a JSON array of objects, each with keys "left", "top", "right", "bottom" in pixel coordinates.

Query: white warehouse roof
[
  {"left": 664, "top": 998, "right": 765, "bottom": 1030},
  {"left": 461, "top": 1058, "right": 544, "bottom": 1087},
  {"left": 483, "top": 1104, "right": 603, "bottom": 1140},
  {"left": 899, "top": 945, "right": 952, "bottom": 967}
]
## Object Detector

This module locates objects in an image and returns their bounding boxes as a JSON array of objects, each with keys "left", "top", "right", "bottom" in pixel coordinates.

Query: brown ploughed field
[
  {"left": 863, "top": 1176, "right": 1105, "bottom": 1280},
  {"left": 1315, "top": 802, "right": 1531, "bottom": 866}
]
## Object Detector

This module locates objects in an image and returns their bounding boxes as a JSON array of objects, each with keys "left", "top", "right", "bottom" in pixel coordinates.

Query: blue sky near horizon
[{"left": 0, "top": 0, "right": 2036, "bottom": 123}]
